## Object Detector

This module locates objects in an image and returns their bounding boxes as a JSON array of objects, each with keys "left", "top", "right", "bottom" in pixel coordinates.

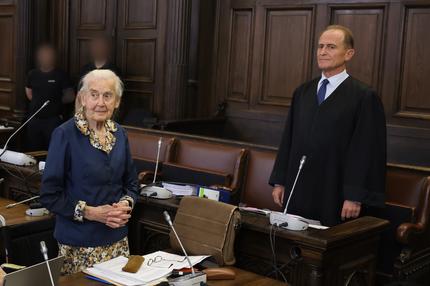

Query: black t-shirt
[{"left": 26, "top": 68, "right": 72, "bottom": 118}]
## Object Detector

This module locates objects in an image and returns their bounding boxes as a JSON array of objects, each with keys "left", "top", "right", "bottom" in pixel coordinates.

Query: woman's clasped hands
[{"left": 84, "top": 201, "right": 132, "bottom": 228}]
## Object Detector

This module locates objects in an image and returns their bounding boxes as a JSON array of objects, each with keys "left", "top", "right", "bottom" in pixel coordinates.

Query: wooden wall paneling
[
  {"left": 0, "top": 4, "right": 14, "bottom": 113},
  {"left": 0, "top": 0, "right": 35, "bottom": 120},
  {"left": 214, "top": 0, "right": 255, "bottom": 112},
  {"left": 384, "top": 2, "right": 430, "bottom": 167},
  {"left": 330, "top": 4, "right": 387, "bottom": 93},
  {"left": 396, "top": 6, "right": 430, "bottom": 120},
  {"left": 194, "top": 0, "right": 217, "bottom": 117},
  {"left": 13, "top": 0, "right": 32, "bottom": 118},
  {"left": 116, "top": 0, "right": 167, "bottom": 118},
  {"left": 163, "top": 0, "right": 192, "bottom": 120},
  {"left": 251, "top": 4, "right": 315, "bottom": 111},
  {"left": 227, "top": 8, "right": 253, "bottom": 104},
  {"left": 186, "top": 0, "right": 201, "bottom": 118},
  {"left": 50, "top": 0, "right": 70, "bottom": 71}
]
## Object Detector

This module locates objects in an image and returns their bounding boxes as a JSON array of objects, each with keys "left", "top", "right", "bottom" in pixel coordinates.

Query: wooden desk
[
  {"left": 0, "top": 164, "right": 390, "bottom": 285},
  {"left": 59, "top": 267, "right": 287, "bottom": 286},
  {"left": 131, "top": 197, "right": 389, "bottom": 286},
  {"left": 0, "top": 197, "right": 51, "bottom": 226},
  {"left": 0, "top": 197, "right": 55, "bottom": 266}
]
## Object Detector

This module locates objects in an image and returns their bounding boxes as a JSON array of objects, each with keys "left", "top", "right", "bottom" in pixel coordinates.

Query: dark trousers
[{"left": 26, "top": 116, "right": 62, "bottom": 151}]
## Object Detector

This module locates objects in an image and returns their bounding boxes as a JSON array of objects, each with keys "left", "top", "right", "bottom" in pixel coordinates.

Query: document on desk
[
  {"left": 84, "top": 251, "right": 209, "bottom": 286},
  {"left": 162, "top": 182, "right": 197, "bottom": 196}
]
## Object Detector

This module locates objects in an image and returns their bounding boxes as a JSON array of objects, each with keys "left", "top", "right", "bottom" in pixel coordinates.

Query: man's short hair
[{"left": 322, "top": 25, "right": 354, "bottom": 49}]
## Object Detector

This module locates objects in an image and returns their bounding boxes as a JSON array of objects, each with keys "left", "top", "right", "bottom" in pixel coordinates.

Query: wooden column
[{"left": 163, "top": 0, "right": 192, "bottom": 120}]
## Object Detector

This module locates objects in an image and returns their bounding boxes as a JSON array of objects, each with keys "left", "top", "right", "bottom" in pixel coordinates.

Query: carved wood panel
[
  {"left": 330, "top": 5, "right": 386, "bottom": 92},
  {"left": 397, "top": 6, "right": 430, "bottom": 120},
  {"left": 257, "top": 7, "right": 314, "bottom": 107},
  {"left": 0, "top": 10, "right": 14, "bottom": 112},
  {"left": 227, "top": 9, "right": 253, "bottom": 103},
  {"left": 77, "top": 0, "right": 107, "bottom": 29}
]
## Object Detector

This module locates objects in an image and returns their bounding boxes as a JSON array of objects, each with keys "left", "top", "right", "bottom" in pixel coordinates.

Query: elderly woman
[{"left": 40, "top": 69, "right": 138, "bottom": 274}]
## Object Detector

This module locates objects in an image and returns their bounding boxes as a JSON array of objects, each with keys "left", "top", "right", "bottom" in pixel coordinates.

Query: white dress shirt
[{"left": 317, "top": 69, "right": 350, "bottom": 100}]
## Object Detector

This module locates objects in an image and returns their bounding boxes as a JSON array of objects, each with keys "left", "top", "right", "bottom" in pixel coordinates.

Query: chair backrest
[
  {"left": 386, "top": 166, "right": 430, "bottom": 212},
  {"left": 241, "top": 149, "right": 282, "bottom": 211},
  {"left": 127, "top": 130, "right": 175, "bottom": 162},
  {"left": 167, "top": 139, "right": 247, "bottom": 191}
]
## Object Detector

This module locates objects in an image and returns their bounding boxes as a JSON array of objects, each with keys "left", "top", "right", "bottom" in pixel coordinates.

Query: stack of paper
[
  {"left": 162, "top": 182, "right": 196, "bottom": 196},
  {"left": 85, "top": 251, "right": 209, "bottom": 286}
]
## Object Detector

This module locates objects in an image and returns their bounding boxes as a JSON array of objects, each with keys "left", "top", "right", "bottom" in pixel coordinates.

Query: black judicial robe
[{"left": 269, "top": 76, "right": 386, "bottom": 226}]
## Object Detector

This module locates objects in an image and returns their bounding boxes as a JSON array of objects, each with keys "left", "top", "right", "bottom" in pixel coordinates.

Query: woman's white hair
[{"left": 76, "top": 69, "right": 124, "bottom": 111}]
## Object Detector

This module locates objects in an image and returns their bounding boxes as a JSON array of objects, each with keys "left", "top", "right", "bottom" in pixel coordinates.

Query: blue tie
[{"left": 317, "top": 79, "right": 329, "bottom": 105}]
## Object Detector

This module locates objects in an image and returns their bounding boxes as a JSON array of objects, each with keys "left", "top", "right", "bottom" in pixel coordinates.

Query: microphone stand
[
  {"left": 283, "top": 155, "right": 306, "bottom": 215},
  {"left": 269, "top": 155, "right": 309, "bottom": 231},
  {"left": 153, "top": 138, "right": 162, "bottom": 184},
  {"left": 0, "top": 100, "right": 50, "bottom": 158},
  {"left": 163, "top": 211, "right": 207, "bottom": 286},
  {"left": 40, "top": 240, "right": 55, "bottom": 286},
  {"left": 140, "top": 138, "right": 172, "bottom": 199},
  {"left": 5, "top": 195, "right": 40, "bottom": 209}
]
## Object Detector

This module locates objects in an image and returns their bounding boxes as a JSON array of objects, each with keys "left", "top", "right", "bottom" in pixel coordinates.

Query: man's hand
[
  {"left": 341, "top": 200, "right": 361, "bottom": 221},
  {"left": 272, "top": 185, "right": 285, "bottom": 208}
]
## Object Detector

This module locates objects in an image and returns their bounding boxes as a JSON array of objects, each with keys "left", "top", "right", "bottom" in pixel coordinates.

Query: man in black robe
[{"left": 269, "top": 25, "right": 386, "bottom": 226}]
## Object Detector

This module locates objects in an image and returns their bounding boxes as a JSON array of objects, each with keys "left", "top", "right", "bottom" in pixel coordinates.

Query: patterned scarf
[{"left": 74, "top": 108, "right": 117, "bottom": 153}]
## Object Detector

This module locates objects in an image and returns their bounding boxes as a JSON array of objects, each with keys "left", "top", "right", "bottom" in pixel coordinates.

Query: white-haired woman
[{"left": 40, "top": 69, "right": 138, "bottom": 274}]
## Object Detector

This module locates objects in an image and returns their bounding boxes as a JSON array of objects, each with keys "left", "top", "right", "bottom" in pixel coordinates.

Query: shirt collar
[{"left": 320, "top": 69, "right": 349, "bottom": 86}]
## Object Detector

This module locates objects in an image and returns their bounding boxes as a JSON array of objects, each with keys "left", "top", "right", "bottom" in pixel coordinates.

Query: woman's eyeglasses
[{"left": 146, "top": 255, "right": 187, "bottom": 268}]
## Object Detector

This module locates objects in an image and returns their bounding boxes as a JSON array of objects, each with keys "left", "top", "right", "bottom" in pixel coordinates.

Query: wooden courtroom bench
[
  {"left": 126, "top": 129, "right": 177, "bottom": 183},
  {"left": 163, "top": 138, "right": 247, "bottom": 200},
  {"left": 133, "top": 196, "right": 388, "bottom": 286},
  {"left": 1, "top": 127, "right": 429, "bottom": 284},
  {"left": 123, "top": 127, "right": 430, "bottom": 284},
  {"left": 127, "top": 127, "right": 248, "bottom": 200},
  {"left": 238, "top": 150, "right": 430, "bottom": 283}
]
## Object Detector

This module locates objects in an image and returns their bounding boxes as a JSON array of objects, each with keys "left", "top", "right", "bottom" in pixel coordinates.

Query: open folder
[{"left": 84, "top": 251, "right": 209, "bottom": 286}]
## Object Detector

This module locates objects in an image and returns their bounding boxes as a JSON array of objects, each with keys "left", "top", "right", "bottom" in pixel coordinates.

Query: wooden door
[{"left": 115, "top": 0, "right": 167, "bottom": 116}]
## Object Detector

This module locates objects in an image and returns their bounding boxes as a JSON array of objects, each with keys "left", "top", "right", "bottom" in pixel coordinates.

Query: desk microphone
[
  {"left": 140, "top": 138, "right": 173, "bottom": 199},
  {"left": 0, "top": 100, "right": 50, "bottom": 159},
  {"left": 270, "top": 155, "right": 309, "bottom": 231},
  {"left": 163, "top": 211, "right": 207, "bottom": 286},
  {"left": 40, "top": 241, "right": 55, "bottom": 286}
]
